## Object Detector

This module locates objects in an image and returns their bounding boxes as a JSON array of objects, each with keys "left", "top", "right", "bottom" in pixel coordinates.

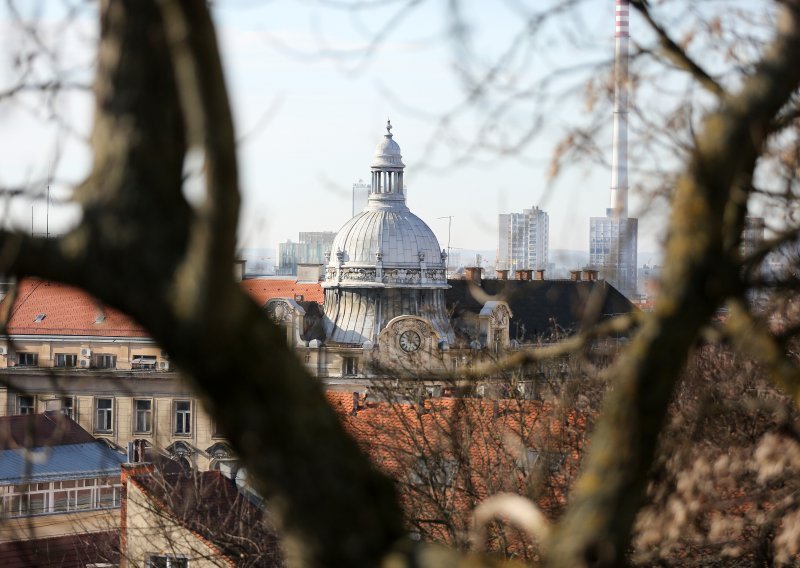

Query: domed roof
[
  {"left": 330, "top": 207, "right": 443, "bottom": 267},
  {"left": 323, "top": 121, "right": 447, "bottom": 289},
  {"left": 371, "top": 120, "right": 405, "bottom": 169}
]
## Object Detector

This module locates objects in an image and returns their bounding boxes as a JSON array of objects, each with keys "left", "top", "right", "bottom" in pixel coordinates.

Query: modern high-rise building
[
  {"left": 277, "top": 231, "right": 337, "bottom": 275},
  {"left": 589, "top": 215, "right": 638, "bottom": 295},
  {"left": 498, "top": 206, "right": 550, "bottom": 273},
  {"left": 589, "top": 0, "right": 638, "bottom": 298}
]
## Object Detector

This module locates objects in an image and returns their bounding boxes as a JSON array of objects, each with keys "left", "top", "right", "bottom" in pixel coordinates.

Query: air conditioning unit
[
  {"left": 159, "top": 361, "right": 170, "bottom": 371},
  {"left": 80, "top": 348, "right": 92, "bottom": 358},
  {"left": 0, "top": 346, "right": 7, "bottom": 356},
  {"left": 80, "top": 359, "right": 90, "bottom": 368}
]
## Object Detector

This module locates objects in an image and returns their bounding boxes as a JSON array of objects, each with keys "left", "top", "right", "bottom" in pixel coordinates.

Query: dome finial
[{"left": 386, "top": 118, "right": 392, "bottom": 136}]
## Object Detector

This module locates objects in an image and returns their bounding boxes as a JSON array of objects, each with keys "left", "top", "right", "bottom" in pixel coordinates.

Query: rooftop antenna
[
  {"left": 437, "top": 216, "right": 453, "bottom": 272},
  {"left": 46, "top": 184, "right": 50, "bottom": 239}
]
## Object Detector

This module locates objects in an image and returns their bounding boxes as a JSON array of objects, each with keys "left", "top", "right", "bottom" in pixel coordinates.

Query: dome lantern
[{"left": 370, "top": 119, "right": 405, "bottom": 197}]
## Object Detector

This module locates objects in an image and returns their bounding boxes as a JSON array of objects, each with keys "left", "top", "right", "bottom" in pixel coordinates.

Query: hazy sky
[{"left": 0, "top": 1, "right": 665, "bottom": 261}]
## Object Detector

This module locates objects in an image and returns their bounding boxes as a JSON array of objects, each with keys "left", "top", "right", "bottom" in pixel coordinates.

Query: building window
[
  {"left": 17, "top": 395, "right": 35, "bottom": 415},
  {"left": 0, "top": 477, "right": 121, "bottom": 518},
  {"left": 147, "top": 555, "right": 188, "bottom": 568},
  {"left": 211, "top": 418, "right": 224, "bottom": 438},
  {"left": 54, "top": 353, "right": 77, "bottom": 368},
  {"left": 61, "top": 397, "right": 75, "bottom": 420},
  {"left": 93, "top": 354, "right": 117, "bottom": 369},
  {"left": 134, "top": 399, "right": 153, "bottom": 433},
  {"left": 17, "top": 353, "right": 38, "bottom": 367},
  {"left": 174, "top": 401, "right": 191, "bottom": 435},
  {"left": 342, "top": 357, "right": 358, "bottom": 376},
  {"left": 131, "top": 355, "right": 157, "bottom": 370},
  {"left": 95, "top": 398, "right": 113, "bottom": 432}
]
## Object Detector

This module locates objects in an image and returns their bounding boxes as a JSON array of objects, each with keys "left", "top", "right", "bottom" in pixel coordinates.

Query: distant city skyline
[{"left": 1, "top": 2, "right": 665, "bottom": 259}]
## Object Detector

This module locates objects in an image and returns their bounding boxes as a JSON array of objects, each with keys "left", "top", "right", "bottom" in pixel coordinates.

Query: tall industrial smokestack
[
  {"left": 588, "top": 0, "right": 638, "bottom": 299},
  {"left": 610, "top": 0, "right": 629, "bottom": 219}
]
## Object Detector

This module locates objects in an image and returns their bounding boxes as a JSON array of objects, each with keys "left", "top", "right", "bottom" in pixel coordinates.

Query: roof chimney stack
[{"left": 465, "top": 266, "right": 483, "bottom": 283}]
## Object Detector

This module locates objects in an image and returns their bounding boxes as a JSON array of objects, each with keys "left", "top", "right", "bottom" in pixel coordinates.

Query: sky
[{"left": 0, "top": 0, "right": 666, "bottom": 263}]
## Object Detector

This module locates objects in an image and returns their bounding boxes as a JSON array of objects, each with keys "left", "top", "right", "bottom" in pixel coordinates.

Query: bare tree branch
[
  {"left": 630, "top": 0, "right": 725, "bottom": 98},
  {"left": 546, "top": 1, "right": 800, "bottom": 565}
]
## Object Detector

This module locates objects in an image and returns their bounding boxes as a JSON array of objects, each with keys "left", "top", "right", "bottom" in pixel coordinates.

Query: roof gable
[{"left": 0, "top": 412, "right": 97, "bottom": 450}]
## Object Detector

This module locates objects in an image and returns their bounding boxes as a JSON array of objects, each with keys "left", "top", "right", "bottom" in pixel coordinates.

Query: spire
[{"left": 386, "top": 118, "right": 392, "bottom": 136}]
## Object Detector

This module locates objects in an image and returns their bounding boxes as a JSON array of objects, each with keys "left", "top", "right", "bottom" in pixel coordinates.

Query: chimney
[
  {"left": 350, "top": 391, "right": 359, "bottom": 417},
  {"left": 535, "top": 269, "right": 545, "bottom": 281},
  {"left": 296, "top": 263, "right": 324, "bottom": 283},
  {"left": 233, "top": 259, "right": 246, "bottom": 282},
  {"left": 465, "top": 266, "right": 483, "bottom": 283},
  {"left": 496, "top": 269, "right": 509, "bottom": 280},
  {"left": 515, "top": 269, "right": 533, "bottom": 281},
  {"left": 570, "top": 270, "right": 582, "bottom": 281},
  {"left": 416, "top": 392, "right": 427, "bottom": 415},
  {"left": 584, "top": 269, "right": 599, "bottom": 282},
  {"left": 610, "top": 0, "right": 629, "bottom": 220}
]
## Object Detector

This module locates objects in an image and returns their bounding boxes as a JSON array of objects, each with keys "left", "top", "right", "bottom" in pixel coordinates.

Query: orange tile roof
[
  {"left": 0, "top": 278, "right": 324, "bottom": 338},
  {"left": 2, "top": 279, "right": 149, "bottom": 338},
  {"left": 325, "top": 391, "right": 586, "bottom": 556},
  {"left": 241, "top": 278, "right": 324, "bottom": 304}
]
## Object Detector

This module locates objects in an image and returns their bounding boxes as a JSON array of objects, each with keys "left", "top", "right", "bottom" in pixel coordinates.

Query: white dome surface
[{"left": 330, "top": 207, "right": 443, "bottom": 267}]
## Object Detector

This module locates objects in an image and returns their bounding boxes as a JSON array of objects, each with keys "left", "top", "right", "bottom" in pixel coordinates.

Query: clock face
[{"left": 399, "top": 330, "right": 422, "bottom": 352}]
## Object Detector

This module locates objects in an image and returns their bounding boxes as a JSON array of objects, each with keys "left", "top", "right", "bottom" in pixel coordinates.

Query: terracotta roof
[
  {"left": 0, "top": 531, "right": 118, "bottom": 568},
  {"left": 0, "top": 278, "right": 324, "bottom": 338},
  {"left": 2, "top": 279, "right": 148, "bottom": 338},
  {"left": 325, "top": 391, "right": 587, "bottom": 556},
  {"left": 326, "top": 391, "right": 585, "bottom": 508},
  {"left": 241, "top": 278, "right": 324, "bottom": 304},
  {"left": 0, "top": 412, "right": 97, "bottom": 450}
]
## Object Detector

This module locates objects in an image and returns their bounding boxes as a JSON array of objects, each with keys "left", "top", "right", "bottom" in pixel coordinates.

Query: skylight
[{"left": 33, "top": 314, "right": 46, "bottom": 323}]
